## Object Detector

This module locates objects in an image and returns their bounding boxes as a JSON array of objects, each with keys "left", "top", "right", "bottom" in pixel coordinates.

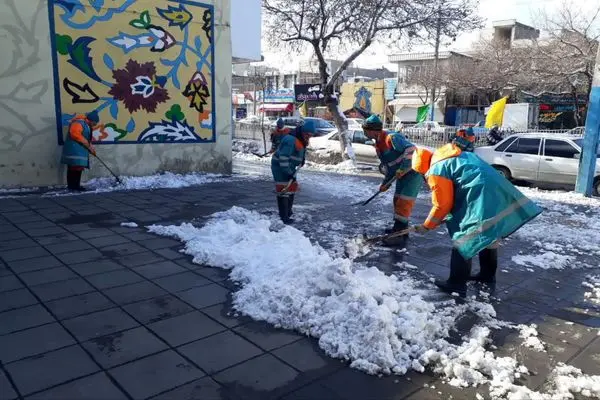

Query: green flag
[{"left": 416, "top": 105, "right": 430, "bottom": 123}]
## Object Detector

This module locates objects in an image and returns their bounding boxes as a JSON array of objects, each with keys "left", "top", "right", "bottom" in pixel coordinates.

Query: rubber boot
[
  {"left": 383, "top": 220, "right": 409, "bottom": 247},
  {"left": 435, "top": 249, "right": 471, "bottom": 298},
  {"left": 73, "top": 170, "right": 86, "bottom": 192},
  {"left": 288, "top": 194, "right": 295, "bottom": 218},
  {"left": 67, "top": 169, "right": 78, "bottom": 191},
  {"left": 277, "top": 196, "right": 293, "bottom": 224},
  {"left": 470, "top": 248, "right": 498, "bottom": 285}
]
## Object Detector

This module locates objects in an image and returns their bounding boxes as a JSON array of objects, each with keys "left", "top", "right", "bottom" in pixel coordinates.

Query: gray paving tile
[
  {"left": 281, "top": 382, "right": 343, "bottom": 400},
  {"left": 0, "top": 275, "right": 23, "bottom": 293},
  {"left": 0, "top": 322, "right": 75, "bottom": 363},
  {"left": 150, "top": 377, "right": 227, "bottom": 400},
  {"left": 154, "top": 271, "right": 211, "bottom": 293},
  {"left": 569, "top": 337, "right": 600, "bottom": 375},
  {"left": 234, "top": 322, "right": 303, "bottom": 352},
  {"left": 6, "top": 345, "right": 99, "bottom": 396},
  {"left": 69, "top": 259, "right": 124, "bottom": 277},
  {"left": 0, "top": 238, "right": 38, "bottom": 252},
  {"left": 213, "top": 354, "right": 299, "bottom": 398},
  {"left": 83, "top": 327, "right": 167, "bottom": 369},
  {"left": 0, "top": 288, "right": 37, "bottom": 313},
  {"left": 201, "top": 303, "right": 253, "bottom": 328},
  {"left": 138, "top": 238, "right": 182, "bottom": 250},
  {"left": 56, "top": 249, "right": 104, "bottom": 265},
  {"left": 178, "top": 331, "right": 263, "bottom": 374},
  {"left": 30, "top": 278, "right": 95, "bottom": 302},
  {"left": 86, "top": 235, "right": 130, "bottom": 248},
  {"left": 34, "top": 233, "right": 80, "bottom": 246},
  {"left": 17, "top": 220, "right": 56, "bottom": 231},
  {"left": 123, "top": 295, "right": 194, "bottom": 324},
  {"left": 176, "top": 260, "right": 229, "bottom": 282},
  {"left": 25, "top": 372, "right": 127, "bottom": 400},
  {"left": 153, "top": 248, "right": 185, "bottom": 261},
  {"left": 132, "top": 261, "right": 187, "bottom": 280},
  {"left": 18, "top": 266, "right": 77, "bottom": 286},
  {"left": 272, "top": 339, "right": 344, "bottom": 374},
  {"left": 0, "top": 246, "right": 50, "bottom": 262},
  {"left": 45, "top": 291, "right": 114, "bottom": 320},
  {"left": 0, "top": 369, "right": 17, "bottom": 400},
  {"left": 104, "top": 281, "right": 168, "bottom": 306},
  {"left": 0, "top": 304, "right": 54, "bottom": 335},
  {"left": 6, "top": 256, "right": 63, "bottom": 274},
  {"left": 26, "top": 226, "right": 69, "bottom": 238},
  {"left": 63, "top": 308, "right": 139, "bottom": 342},
  {"left": 109, "top": 350, "right": 204, "bottom": 400},
  {"left": 148, "top": 311, "right": 227, "bottom": 347},
  {"left": 86, "top": 269, "right": 144, "bottom": 290},
  {"left": 100, "top": 243, "right": 147, "bottom": 258},
  {"left": 75, "top": 228, "right": 119, "bottom": 240},
  {"left": 175, "top": 284, "right": 230, "bottom": 309},
  {"left": 45, "top": 240, "right": 94, "bottom": 255},
  {"left": 122, "top": 232, "right": 157, "bottom": 242},
  {"left": 116, "top": 251, "right": 167, "bottom": 268}
]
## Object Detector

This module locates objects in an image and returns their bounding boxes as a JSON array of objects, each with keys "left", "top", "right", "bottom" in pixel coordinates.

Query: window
[
  {"left": 329, "top": 132, "right": 339, "bottom": 141},
  {"left": 505, "top": 138, "right": 540, "bottom": 155},
  {"left": 574, "top": 139, "right": 600, "bottom": 157},
  {"left": 353, "top": 130, "right": 368, "bottom": 144},
  {"left": 495, "top": 137, "right": 516, "bottom": 152},
  {"left": 544, "top": 139, "right": 579, "bottom": 159}
]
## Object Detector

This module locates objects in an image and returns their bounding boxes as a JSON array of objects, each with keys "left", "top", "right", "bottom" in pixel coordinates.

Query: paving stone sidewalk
[{"left": 0, "top": 172, "right": 599, "bottom": 400}]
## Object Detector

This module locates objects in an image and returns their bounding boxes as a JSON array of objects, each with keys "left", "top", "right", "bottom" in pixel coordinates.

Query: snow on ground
[
  {"left": 511, "top": 187, "right": 600, "bottom": 270},
  {"left": 120, "top": 222, "right": 139, "bottom": 228},
  {"left": 517, "top": 324, "right": 546, "bottom": 352},
  {"left": 148, "top": 206, "right": 600, "bottom": 399},
  {"left": 583, "top": 275, "right": 600, "bottom": 304}
]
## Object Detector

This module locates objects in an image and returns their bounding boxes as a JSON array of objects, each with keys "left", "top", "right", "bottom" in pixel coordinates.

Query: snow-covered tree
[{"left": 263, "top": 0, "right": 480, "bottom": 160}]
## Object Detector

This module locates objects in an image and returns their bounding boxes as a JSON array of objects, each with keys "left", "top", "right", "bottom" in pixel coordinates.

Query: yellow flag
[
  {"left": 299, "top": 101, "right": 308, "bottom": 117},
  {"left": 485, "top": 97, "right": 508, "bottom": 128}
]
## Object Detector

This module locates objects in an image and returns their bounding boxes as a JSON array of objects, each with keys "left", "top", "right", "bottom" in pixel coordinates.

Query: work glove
[
  {"left": 413, "top": 224, "right": 430, "bottom": 234},
  {"left": 88, "top": 144, "right": 97, "bottom": 156},
  {"left": 379, "top": 183, "right": 390, "bottom": 192}
]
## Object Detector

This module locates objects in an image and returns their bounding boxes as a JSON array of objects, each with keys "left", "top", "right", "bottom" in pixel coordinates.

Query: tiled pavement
[{"left": 0, "top": 171, "right": 599, "bottom": 400}]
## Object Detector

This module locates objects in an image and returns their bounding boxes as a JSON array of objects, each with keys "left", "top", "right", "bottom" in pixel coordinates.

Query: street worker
[
  {"left": 362, "top": 114, "right": 422, "bottom": 247},
  {"left": 271, "top": 119, "right": 315, "bottom": 224},
  {"left": 270, "top": 118, "right": 291, "bottom": 153},
  {"left": 410, "top": 144, "right": 542, "bottom": 297},
  {"left": 452, "top": 127, "right": 476, "bottom": 152},
  {"left": 486, "top": 125, "right": 503, "bottom": 146},
  {"left": 61, "top": 111, "right": 100, "bottom": 191}
]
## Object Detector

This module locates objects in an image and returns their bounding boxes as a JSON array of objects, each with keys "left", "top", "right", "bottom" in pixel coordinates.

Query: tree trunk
[
  {"left": 572, "top": 87, "right": 580, "bottom": 127},
  {"left": 323, "top": 85, "right": 355, "bottom": 162}
]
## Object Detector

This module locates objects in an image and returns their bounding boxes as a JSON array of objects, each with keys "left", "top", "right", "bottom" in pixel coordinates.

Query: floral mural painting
[{"left": 49, "top": 0, "right": 215, "bottom": 144}]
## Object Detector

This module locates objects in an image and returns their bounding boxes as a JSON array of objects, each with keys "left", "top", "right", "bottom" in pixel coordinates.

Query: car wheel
[
  {"left": 593, "top": 177, "right": 600, "bottom": 197},
  {"left": 494, "top": 166, "right": 512, "bottom": 180}
]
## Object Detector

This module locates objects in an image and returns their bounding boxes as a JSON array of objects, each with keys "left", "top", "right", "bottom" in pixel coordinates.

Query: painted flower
[
  {"left": 109, "top": 60, "right": 169, "bottom": 113},
  {"left": 182, "top": 71, "right": 210, "bottom": 113},
  {"left": 108, "top": 27, "right": 175, "bottom": 54}
]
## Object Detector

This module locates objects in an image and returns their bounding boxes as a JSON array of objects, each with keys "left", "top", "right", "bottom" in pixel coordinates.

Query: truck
[{"left": 500, "top": 103, "right": 539, "bottom": 131}]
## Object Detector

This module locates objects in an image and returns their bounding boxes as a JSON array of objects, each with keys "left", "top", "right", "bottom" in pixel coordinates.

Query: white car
[
  {"left": 475, "top": 134, "right": 600, "bottom": 196},
  {"left": 347, "top": 118, "right": 364, "bottom": 130}
]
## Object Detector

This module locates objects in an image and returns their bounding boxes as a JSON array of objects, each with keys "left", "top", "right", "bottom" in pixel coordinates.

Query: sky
[{"left": 261, "top": 0, "right": 593, "bottom": 71}]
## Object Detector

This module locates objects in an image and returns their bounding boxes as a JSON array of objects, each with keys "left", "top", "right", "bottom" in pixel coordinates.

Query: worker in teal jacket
[
  {"left": 412, "top": 144, "right": 542, "bottom": 297},
  {"left": 271, "top": 119, "right": 315, "bottom": 223},
  {"left": 363, "top": 114, "right": 422, "bottom": 246},
  {"left": 61, "top": 111, "right": 100, "bottom": 191}
]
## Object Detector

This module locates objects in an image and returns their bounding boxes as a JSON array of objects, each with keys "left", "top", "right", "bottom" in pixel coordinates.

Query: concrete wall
[{"left": 0, "top": 0, "right": 232, "bottom": 188}]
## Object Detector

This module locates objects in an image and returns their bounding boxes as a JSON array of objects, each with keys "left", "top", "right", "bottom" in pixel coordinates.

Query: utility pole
[
  {"left": 429, "top": 4, "right": 442, "bottom": 122},
  {"left": 575, "top": 46, "right": 600, "bottom": 196}
]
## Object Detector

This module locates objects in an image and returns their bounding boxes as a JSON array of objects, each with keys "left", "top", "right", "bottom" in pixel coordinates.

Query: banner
[
  {"left": 294, "top": 84, "right": 324, "bottom": 102},
  {"left": 384, "top": 79, "right": 398, "bottom": 101},
  {"left": 416, "top": 105, "right": 430, "bottom": 123},
  {"left": 485, "top": 97, "right": 508, "bottom": 128}
]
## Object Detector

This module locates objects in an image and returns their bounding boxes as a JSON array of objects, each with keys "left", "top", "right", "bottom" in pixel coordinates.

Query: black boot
[
  {"left": 470, "top": 248, "right": 498, "bottom": 284},
  {"left": 288, "top": 194, "right": 295, "bottom": 218},
  {"left": 435, "top": 249, "right": 472, "bottom": 298},
  {"left": 66, "top": 169, "right": 78, "bottom": 190},
  {"left": 383, "top": 220, "right": 409, "bottom": 247},
  {"left": 277, "top": 196, "right": 293, "bottom": 224},
  {"left": 73, "top": 170, "right": 87, "bottom": 191}
]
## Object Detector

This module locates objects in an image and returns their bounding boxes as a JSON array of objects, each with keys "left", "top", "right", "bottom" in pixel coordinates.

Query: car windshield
[{"left": 573, "top": 139, "right": 600, "bottom": 156}]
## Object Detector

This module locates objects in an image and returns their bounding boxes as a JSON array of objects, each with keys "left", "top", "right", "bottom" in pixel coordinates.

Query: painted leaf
[
  {"left": 165, "top": 104, "right": 184, "bottom": 122},
  {"left": 129, "top": 11, "right": 151, "bottom": 29},
  {"left": 88, "top": 0, "right": 104, "bottom": 11},
  {"left": 141, "top": 11, "right": 151, "bottom": 25},
  {"left": 110, "top": 101, "right": 119, "bottom": 119},
  {"left": 103, "top": 53, "right": 114, "bottom": 70},
  {"left": 56, "top": 34, "right": 73, "bottom": 55},
  {"left": 67, "top": 36, "right": 103, "bottom": 82},
  {"left": 194, "top": 36, "right": 202, "bottom": 52},
  {"left": 160, "top": 58, "right": 176, "bottom": 67},
  {"left": 126, "top": 117, "right": 136, "bottom": 133}
]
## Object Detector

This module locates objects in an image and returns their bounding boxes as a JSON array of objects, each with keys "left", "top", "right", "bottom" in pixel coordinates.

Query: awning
[{"left": 258, "top": 103, "right": 294, "bottom": 112}]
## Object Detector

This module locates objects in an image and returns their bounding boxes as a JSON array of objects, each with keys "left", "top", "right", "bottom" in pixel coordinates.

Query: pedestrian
[
  {"left": 270, "top": 118, "right": 291, "bottom": 154},
  {"left": 271, "top": 119, "right": 315, "bottom": 224},
  {"left": 61, "top": 111, "right": 100, "bottom": 192},
  {"left": 410, "top": 143, "right": 542, "bottom": 297},
  {"left": 452, "top": 127, "right": 476, "bottom": 152},
  {"left": 486, "top": 125, "right": 503, "bottom": 146},
  {"left": 362, "top": 115, "right": 422, "bottom": 247}
]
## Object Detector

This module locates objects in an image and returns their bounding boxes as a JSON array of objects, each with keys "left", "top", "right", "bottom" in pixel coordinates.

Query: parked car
[
  {"left": 474, "top": 134, "right": 600, "bottom": 196},
  {"left": 566, "top": 127, "right": 585, "bottom": 136},
  {"left": 238, "top": 115, "right": 261, "bottom": 126},
  {"left": 347, "top": 118, "right": 365, "bottom": 130}
]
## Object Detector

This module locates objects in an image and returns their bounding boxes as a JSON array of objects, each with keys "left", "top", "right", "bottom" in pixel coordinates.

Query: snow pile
[
  {"left": 232, "top": 138, "right": 261, "bottom": 154},
  {"left": 512, "top": 252, "right": 575, "bottom": 270},
  {"left": 120, "top": 222, "right": 139, "bottom": 228},
  {"left": 583, "top": 275, "right": 600, "bottom": 304},
  {"left": 517, "top": 324, "right": 545, "bottom": 352},
  {"left": 305, "top": 160, "right": 359, "bottom": 174},
  {"left": 85, "top": 172, "right": 229, "bottom": 192},
  {"left": 147, "top": 207, "right": 600, "bottom": 399}
]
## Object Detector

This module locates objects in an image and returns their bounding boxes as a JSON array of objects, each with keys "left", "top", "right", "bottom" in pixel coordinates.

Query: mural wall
[
  {"left": 340, "top": 81, "right": 386, "bottom": 116},
  {"left": 0, "top": 0, "right": 232, "bottom": 188},
  {"left": 50, "top": 0, "right": 215, "bottom": 144}
]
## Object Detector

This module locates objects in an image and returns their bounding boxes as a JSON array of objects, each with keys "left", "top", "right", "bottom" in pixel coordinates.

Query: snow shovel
[
  {"left": 352, "top": 175, "right": 398, "bottom": 206},
  {"left": 364, "top": 226, "right": 415, "bottom": 244},
  {"left": 91, "top": 153, "right": 123, "bottom": 185},
  {"left": 252, "top": 151, "right": 272, "bottom": 158}
]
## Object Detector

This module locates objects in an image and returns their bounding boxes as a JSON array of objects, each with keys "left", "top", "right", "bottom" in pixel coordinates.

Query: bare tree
[
  {"left": 247, "top": 65, "right": 272, "bottom": 153},
  {"left": 263, "top": 0, "right": 480, "bottom": 160}
]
